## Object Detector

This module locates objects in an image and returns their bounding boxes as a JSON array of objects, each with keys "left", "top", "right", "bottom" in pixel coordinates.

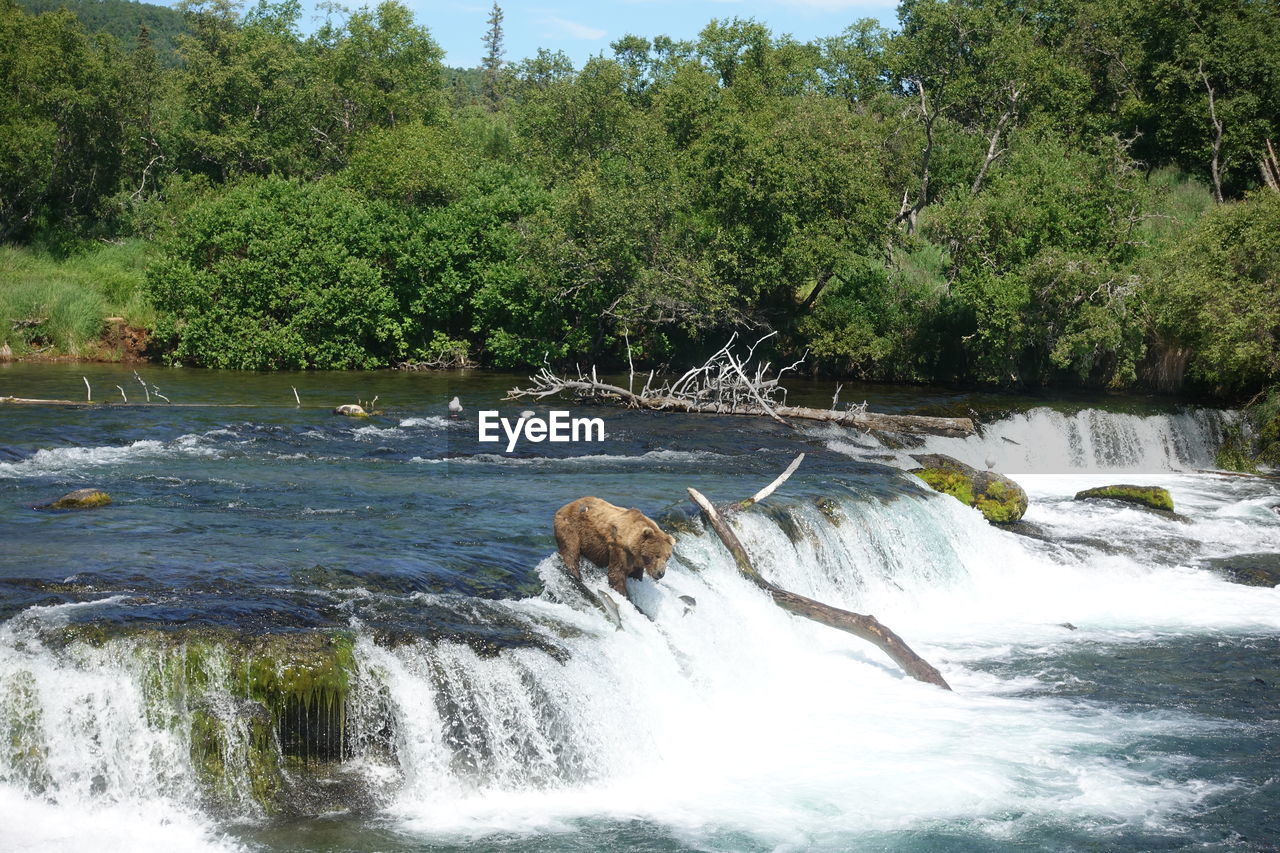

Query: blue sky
[{"left": 294, "top": 0, "right": 902, "bottom": 69}]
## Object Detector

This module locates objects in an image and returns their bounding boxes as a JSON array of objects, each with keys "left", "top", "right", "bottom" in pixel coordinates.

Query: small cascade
[{"left": 910, "top": 407, "right": 1230, "bottom": 472}]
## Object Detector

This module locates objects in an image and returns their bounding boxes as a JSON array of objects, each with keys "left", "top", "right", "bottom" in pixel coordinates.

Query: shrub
[{"left": 146, "top": 177, "right": 418, "bottom": 369}]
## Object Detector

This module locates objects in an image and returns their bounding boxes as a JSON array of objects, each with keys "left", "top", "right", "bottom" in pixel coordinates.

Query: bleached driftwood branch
[
  {"left": 687, "top": 455, "right": 951, "bottom": 690},
  {"left": 505, "top": 334, "right": 974, "bottom": 437}
]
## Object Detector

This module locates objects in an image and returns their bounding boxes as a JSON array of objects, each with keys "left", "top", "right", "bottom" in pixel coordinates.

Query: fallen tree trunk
[
  {"left": 0, "top": 396, "right": 94, "bottom": 406},
  {"left": 687, "top": 462, "right": 951, "bottom": 690},
  {"left": 506, "top": 335, "right": 974, "bottom": 438}
]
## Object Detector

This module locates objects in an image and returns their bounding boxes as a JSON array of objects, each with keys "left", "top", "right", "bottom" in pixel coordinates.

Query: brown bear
[{"left": 553, "top": 497, "right": 676, "bottom": 602}]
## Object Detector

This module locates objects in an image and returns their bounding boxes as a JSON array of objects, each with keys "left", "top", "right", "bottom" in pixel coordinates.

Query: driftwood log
[
  {"left": 507, "top": 334, "right": 974, "bottom": 438},
  {"left": 688, "top": 455, "right": 951, "bottom": 690}
]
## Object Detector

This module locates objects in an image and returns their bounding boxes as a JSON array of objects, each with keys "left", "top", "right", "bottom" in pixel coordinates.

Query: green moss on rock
[
  {"left": 813, "top": 496, "right": 843, "bottom": 525},
  {"left": 909, "top": 454, "right": 1028, "bottom": 523},
  {"left": 39, "top": 488, "right": 112, "bottom": 510},
  {"left": 1074, "top": 484, "right": 1174, "bottom": 512}
]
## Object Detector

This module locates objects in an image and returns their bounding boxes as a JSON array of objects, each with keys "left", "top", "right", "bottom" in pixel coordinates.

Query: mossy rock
[
  {"left": 333, "top": 404, "right": 369, "bottom": 417},
  {"left": 37, "top": 488, "right": 112, "bottom": 510},
  {"left": 909, "top": 453, "right": 1028, "bottom": 523},
  {"left": 37, "top": 625, "right": 362, "bottom": 816},
  {"left": 813, "top": 496, "right": 843, "bottom": 525},
  {"left": 1074, "top": 484, "right": 1174, "bottom": 512}
]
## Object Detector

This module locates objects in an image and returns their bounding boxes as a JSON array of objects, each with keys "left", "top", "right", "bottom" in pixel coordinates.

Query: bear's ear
[{"left": 640, "top": 528, "right": 652, "bottom": 538}]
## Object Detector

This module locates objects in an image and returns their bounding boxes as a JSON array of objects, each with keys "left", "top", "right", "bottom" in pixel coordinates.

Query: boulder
[
  {"left": 332, "top": 404, "right": 368, "bottom": 418},
  {"left": 908, "top": 453, "right": 1028, "bottom": 523},
  {"left": 1074, "top": 484, "right": 1174, "bottom": 512},
  {"left": 39, "top": 488, "right": 112, "bottom": 510}
]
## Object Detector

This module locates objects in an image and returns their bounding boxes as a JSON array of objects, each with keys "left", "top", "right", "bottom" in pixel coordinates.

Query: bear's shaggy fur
[{"left": 553, "top": 497, "right": 676, "bottom": 601}]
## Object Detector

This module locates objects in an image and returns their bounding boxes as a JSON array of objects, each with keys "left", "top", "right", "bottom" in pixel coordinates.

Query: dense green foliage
[{"left": 1, "top": 0, "right": 1277, "bottom": 400}]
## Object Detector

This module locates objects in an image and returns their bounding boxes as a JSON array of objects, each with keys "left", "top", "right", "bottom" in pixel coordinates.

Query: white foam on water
[
  {"left": 352, "top": 425, "right": 404, "bottom": 440},
  {"left": 0, "top": 788, "right": 244, "bottom": 853},
  {"left": 0, "top": 434, "right": 221, "bottom": 479},
  {"left": 409, "top": 449, "right": 725, "bottom": 466},
  {"left": 399, "top": 416, "right": 452, "bottom": 429}
]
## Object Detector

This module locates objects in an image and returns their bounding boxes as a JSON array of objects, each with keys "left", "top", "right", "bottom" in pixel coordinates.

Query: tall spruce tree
[{"left": 481, "top": 2, "right": 505, "bottom": 108}]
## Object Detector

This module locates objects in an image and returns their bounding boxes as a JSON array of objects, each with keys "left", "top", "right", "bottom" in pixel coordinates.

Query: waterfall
[
  {"left": 907, "top": 407, "right": 1231, "bottom": 473},
  {"left": 3, "top": 477, "right": 1276, "bottom": 849}
]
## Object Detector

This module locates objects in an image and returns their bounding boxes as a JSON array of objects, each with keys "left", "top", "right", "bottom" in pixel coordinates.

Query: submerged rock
[
  {"left": 1201, "top": 553, "right": 1280, "bottom": 588},
  {"left": 333, "top": 404, "right": 368, "bottom": 417},
  {"left": 908, "top": 453, "right": 1028, "bottom": 523},
  {"left": 1074, "top": 484, "right": 1174, "bottom": 512},
  {"left": 37, "top": 488, "right": 112, "bottom": 510}
]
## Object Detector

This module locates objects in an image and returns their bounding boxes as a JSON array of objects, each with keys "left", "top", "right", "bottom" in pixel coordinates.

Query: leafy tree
[
  {"left": 0, "top": 1, "right": 130, "bottom": 239},
  {"left": 924, "top": 134, "right": 1149, "bottom": 385}
]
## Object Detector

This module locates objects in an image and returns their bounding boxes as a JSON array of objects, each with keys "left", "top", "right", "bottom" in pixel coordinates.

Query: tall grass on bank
[{"left": 0, "top": 240, "right": 154, "bottom": 358}]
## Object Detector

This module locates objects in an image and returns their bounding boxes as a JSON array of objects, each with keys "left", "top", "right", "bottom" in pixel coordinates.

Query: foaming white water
[
  {"left": 409, "top": 449, "right": 724, "bottom": 466},
  {"left": 911, "top": 407, "right": 1228, "bottom": 473},
  {"left": 1, "top": 463, "right": 1275, "bottom": 848},
  {"left": 0, "top": 615, "right": 243, "bottom": 852},
  {"left": 399, "top": 416, "right": 452, "bottom": 429},
  {"left": 0, "top": 788, "right": 244, "bottom": 853},
  {"left": 0, "top": 433, "right": 219, "bottom": 479},
  {"left": 361, "top": 497, "right": 1257, "bottom": 846}
]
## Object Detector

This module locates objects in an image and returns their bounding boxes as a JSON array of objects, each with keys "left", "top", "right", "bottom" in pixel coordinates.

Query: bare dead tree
[
  {"left": 1199, "top": 60, "right": 1225, "bottom": 204},
  {"left": 1262, "top": 139, "right": 1280, "bottom": 193}
]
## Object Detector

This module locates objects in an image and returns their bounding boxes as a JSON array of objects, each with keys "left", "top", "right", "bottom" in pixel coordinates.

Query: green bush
[{"left": 146, "top": 177, "right": 419, "bottom": 369}]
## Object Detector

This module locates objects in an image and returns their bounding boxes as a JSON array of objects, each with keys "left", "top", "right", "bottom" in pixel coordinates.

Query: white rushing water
[
  {"left": 916, "top": 406, "right": 1231, "bottom": 473},
  {"left": 1, "top": 406, "right": 1277, "bottom": 851}
]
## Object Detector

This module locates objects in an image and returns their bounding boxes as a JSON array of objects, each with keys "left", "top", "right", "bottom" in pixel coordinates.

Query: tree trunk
[
  {"left": 687, "top": 485, "right": 952, "bottom": 690},
  {"left": 1199, "top": 61, "right": 1225, "bottom": 204}
]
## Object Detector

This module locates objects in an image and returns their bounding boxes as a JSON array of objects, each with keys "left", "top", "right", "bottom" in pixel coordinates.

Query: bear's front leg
[{"left": 606, "top": 543, "right": 631, "bottom": 600}]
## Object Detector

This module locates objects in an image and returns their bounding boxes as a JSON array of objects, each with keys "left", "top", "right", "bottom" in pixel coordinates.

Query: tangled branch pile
[{"left": 506, "top": 334, "right": 975, "bottom": 438}]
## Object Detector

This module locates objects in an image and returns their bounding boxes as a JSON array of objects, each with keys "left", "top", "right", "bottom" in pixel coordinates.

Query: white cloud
[{"left": 542, "top": 15, "right": 607, "bottom": 40}]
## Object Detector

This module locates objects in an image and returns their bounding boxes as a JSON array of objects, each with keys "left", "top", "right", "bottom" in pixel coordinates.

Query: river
[{"left": 0, "top": 363, "right": 1277, "bottom": 852}]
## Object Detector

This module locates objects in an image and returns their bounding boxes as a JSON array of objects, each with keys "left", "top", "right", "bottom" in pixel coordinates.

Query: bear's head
[{"left": 631, "top": 523, "right": 676, "bottom": 581}]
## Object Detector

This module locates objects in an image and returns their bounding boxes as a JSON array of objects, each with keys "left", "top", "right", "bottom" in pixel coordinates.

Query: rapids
[{"left": 0, "top": 364, "right": 1276, "bottom": 852}]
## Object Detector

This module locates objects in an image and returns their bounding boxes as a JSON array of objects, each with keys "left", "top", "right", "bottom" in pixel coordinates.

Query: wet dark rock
[
  {"left": 813, "top": 496, "right": 843, "bottom": 525},
  {"left": 1201, "top": 553, "right": 1280, "bottom": 587},
  {"left": 36, "top": 488, "right": 112, "bottom": 510},
  {"left": 869, "top": 430, "right": 925, "bottom": 450},
  {"left": 996, "top": 520, "right": 1052, "bottom": 541},
  {"left": 1074, "top": 484, "right": 1174, "bottom": 512},
  {"left": 908, "top": 453, "right": 1028, "bottom": 523}
]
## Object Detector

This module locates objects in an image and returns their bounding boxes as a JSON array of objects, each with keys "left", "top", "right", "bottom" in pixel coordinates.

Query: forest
[{"left": 1, "top": 0, "right": 1277, "bottom": 420}]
